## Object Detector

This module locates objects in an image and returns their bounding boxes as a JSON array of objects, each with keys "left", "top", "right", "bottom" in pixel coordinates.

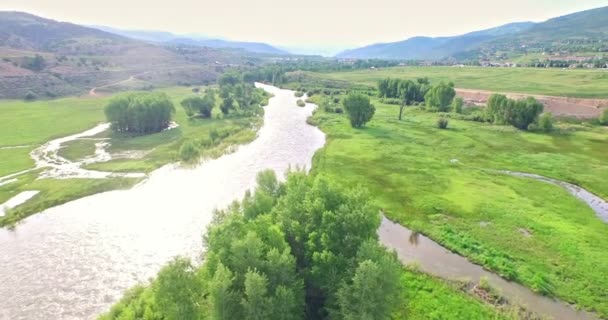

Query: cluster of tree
[
  {"left": 424, "top": 82, "right": 456, "bottom": 112},
  {"left": 181, "top": 90, "right": 216, "bottom": 118},
  {"left": 104, "top": 93, "right": 175, "bottom": 134},
  {"left": 486, "top": 94, "right": 544, "bottom": 130},
  {"left": 242, "top": 66, "right": 286, "bottom": 86},
  {"left": 20, "top": 54, "right": 45, "bottom": 71},
  {"left": 343, "top": 93, "right": 376, "bottom": 128},
  {"left": 218, "top": 72, "right": 268, "bottom": 115},
  {"left": 100, "top": 170, "right": 403, "bottom": 320},
  {"left": 377, "top": 78, "right": 430, "bottom": 103}
]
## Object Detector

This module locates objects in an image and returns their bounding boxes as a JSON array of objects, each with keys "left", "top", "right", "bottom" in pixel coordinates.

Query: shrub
[
  {"left": 343, "top": 93, "right": 375, "bottom": 128},
  {"left": 600, "top": 108, "right": 608, "bottom": 126},
  {"left": 179, "top": 141, "right": 200, "bottom": 162},
  {"left": 437, "top": 118, "right": 449, "bottom": 129},
  {"left": 24, "top": 91, "right": 37, "bottom": 101},
  {"left": 296, "top": 99, "right": 306, "bottom": 107},
  {"left": 538, "top": 113, "right": 554, "bottom": 132},
  {"left": 335, "top": 107, "right": 344, "bottom": 114},
  {"left": 294, "top": 91, "right": 304, "bottom": 98},
  {"left": 452, "top": 97, "right": 464, "bottom": 114}
]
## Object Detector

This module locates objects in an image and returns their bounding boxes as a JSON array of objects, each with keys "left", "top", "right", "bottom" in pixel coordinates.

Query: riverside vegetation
[
  {"left": 0, "top": 73, "right": 270, "bottom": 227},
  {"left": 304, "top": 76, "right": 608, "bottom": 317},
  {"left": 100, "top": 170, "right": 514, "bottom": 320}
]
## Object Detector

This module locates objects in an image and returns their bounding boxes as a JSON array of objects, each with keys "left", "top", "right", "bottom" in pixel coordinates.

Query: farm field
[
  {"left": 308, "top": 96, "right": 608, "bottom": 317},
  {"left": 0, "top": 86, "right": 263, "bottom": 226},
  {"left": 306, "top": 66, "right": 608, "bottom": 99}
]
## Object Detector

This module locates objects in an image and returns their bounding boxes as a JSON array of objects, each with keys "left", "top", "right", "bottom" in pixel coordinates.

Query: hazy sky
[{"left": 2, "top": 0, "right": 608, "bottom": 48}]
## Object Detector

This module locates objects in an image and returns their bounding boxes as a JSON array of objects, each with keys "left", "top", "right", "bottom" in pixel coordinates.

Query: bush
[
  {"left": 335, "top": 107, "right": 344, "bottom": 114},
  {"left": 24, "top": 91, "right": 37, "bottom": 101},
  {"left": 600, "top": 109, "right": 608, "bottom": 126},
  {"left": 538, "top": 113, "right": 554, "bottom": 132},
  {"left": 343, "top": 93, "right": 375, "bottom": 128},
  {"left": 296, "top": 99, "right": 306, "bottom": 107},
  {"left": 437, "top": 118, "right": 449, "bottom": 129},
  {"left": 294, "top": 91, "right": 304, "bottom": 98},
  {"left": 179, "top": 141, "right": 200, "bottom": 162},
  {"left": 381, "top": 98, "right": 402, "bottom": 105},
  {"left": 452, "top": 97, "right": 464, "bottom": 114}
]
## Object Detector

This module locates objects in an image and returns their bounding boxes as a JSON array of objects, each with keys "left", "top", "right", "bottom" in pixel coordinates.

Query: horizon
[{"left": 2, "top": 0, "right": 608, "bottom": 54}]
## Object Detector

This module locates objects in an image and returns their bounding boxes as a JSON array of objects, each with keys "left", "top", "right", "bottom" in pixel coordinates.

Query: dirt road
[
  {"left": 89, "top": 72, "right": 149, "bottom": 96},
  {"left": 457, "top": 88, "right": 608, "bottom": 118}
]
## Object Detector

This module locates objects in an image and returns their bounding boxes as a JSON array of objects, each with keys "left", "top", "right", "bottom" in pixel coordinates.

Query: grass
[
  {"left": 0, "top": 86, "right": 263, "bottom": 226},
  {"left": 398, "top": 269, "right": 513, "bottom": 320},
  {"left": 304, "top": 66, "right": 608, "bottom": 98},
  {"left": 309, "top": 96, "right": 608, "bottom": 317}
]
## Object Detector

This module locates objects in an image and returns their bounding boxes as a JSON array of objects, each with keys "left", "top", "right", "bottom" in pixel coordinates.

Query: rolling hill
[
  {"left": 337, "top": 5, "right": 608, "bottom": 61},
  {"left": 335, "top": 22, "right": 535, "bottom": 60},
  {"left": 0, "top": 12, "right": 264, "bottom": 99},
  {"left": 91, "top": 25, "right": 288, "bottom": 55}
]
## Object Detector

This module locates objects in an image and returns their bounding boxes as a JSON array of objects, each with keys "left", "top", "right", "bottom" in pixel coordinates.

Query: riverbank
[
  {"left": 307, "top": 94, "right": 608, "bottom": 317},
  {"left": 0, "top": 86, "right": 265, "bottom": 227}
]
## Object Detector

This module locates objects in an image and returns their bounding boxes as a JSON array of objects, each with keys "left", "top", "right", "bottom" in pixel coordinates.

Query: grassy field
[
  {"left": 0, "top": 86, "right": 263, "bottom": 226},
  {"left": 309, "top": 96, "right": 608, "bottom": 317},
  {"left": 305, "top": 66, "right": 608, "bottom": 98}
]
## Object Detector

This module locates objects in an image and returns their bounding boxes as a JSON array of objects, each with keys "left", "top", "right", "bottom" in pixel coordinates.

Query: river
[
  {"left": 0, "top": 84, "right": 325, "bottom": 319},
  {"left": 0, "top": 84, "right": 601, "bottom": 320}
]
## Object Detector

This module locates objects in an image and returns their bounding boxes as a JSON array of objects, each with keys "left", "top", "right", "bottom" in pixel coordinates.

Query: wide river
[{"left": 0, "top": 84, "right": 326, "bottom": 319}]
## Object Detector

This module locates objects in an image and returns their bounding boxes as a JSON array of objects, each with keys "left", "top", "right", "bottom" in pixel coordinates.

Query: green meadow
[
  {"left": 309, "top": 97, "right": 608, "bottom": 317},
  {"left": 305, "top": 66, "right": 608, "bottom": 98}
]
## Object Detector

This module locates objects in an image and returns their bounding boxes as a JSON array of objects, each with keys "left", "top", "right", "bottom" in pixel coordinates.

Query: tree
[
  {"left": 343, "top": 93, "right": 375, "bottom": 128},
  {"left": 104, "top": 92, "right": 175, "bottom": 134},
  {"left": 181, "top": 91, "right": 215, "bottom": 118},
  {"left": 452, "top": 97, "right": 464, "bottom": 114},
  {"left": 600, "top": 108, "right": 608, "bottom": 126},
  {"left": 486, "top": 94, "right": 544, "bottom": 130},
  {"left": 538, "top": 113, "right": 554, "bottom": 132},
  {"left": 425, "top": 82, "right": 456, "bottom": 112},
  {"left": 154, "top": 258, "right": 202, "bottom": 320}
]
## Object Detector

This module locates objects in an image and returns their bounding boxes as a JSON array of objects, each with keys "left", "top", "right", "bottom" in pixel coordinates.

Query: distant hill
[
  {"left": 165, "top": 38, "right": 289, "bottom": 55},
  {"left": 465, "top": 6, "right": 608, "bottom": 60},
  {"left": 0, "top": 12, "right": 261, "bottom": 99},
  {"left": 335, "top": 22, "right": 535, "bottom": 60},
  {"left": 90, "top": 25, "right": 288, "bottom": 55}
]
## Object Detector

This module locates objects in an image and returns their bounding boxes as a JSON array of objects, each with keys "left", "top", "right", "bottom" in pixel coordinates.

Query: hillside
[
  {"left": 466, "top": 6, "right": 608, "bottom": 62},
  {"left": 91, "top": 25, "right": 288, "bottom": 55},
  {"left": 335, "top": 22, "right": 535, "bottom": 60},
  {"left": 0, "top": 12, "right": 260, "bottom": 99}
]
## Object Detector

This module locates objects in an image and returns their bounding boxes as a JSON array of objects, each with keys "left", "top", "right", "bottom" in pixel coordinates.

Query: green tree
[
  {"left": 452, "top": 97, "right": 464, "bottom": 113},
  {"left": 538, "top": 113, "right": 554, "bottom": 132},
  {"left": 600, "top": 108, "right": 608, "bottom": 125},
  {"left": 425, "top": 82, "right": 456, "bottom": 112},
  {"left": 104, "top": 92, "right": 175, "bottom": 134},
  {"left": 154, "top": 258, "right": 202, "bottom": 320},
  {"left": 343, "top": 93, "right": 375, "bottom": 128},
  {"left": 181, "top": 92, "right": 215, "bottom": 118}
]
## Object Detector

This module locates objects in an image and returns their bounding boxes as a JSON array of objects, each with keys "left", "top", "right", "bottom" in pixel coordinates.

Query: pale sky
[{"left": 2, "top": 0, "right": 608, "bottom": 49}]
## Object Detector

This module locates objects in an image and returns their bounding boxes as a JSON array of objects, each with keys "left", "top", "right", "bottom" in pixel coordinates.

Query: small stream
[{"left": 500, "top": 170, "right": 608, "bottom": 223}]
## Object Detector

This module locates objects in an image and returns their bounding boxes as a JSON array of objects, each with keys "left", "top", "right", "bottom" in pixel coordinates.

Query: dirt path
[
  {"left": 89, "top": 72, "right": 148, "bottom": 96},
  {"left": 456, "top": 88, "right": 608, "bottom": 118}
]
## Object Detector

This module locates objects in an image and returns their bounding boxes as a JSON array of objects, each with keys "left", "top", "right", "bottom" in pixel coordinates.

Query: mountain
[
  {"left": 468, "top": 6, "right": 608, "bottom": 59},
  {"left": 335, "top": 22, "right": 535, "bottom": 60},
  {"left": 90, "top": 25, "right": 180, "bottom": 43},
  {"left": 91, "top": 25, "right": 288, "bottom": 55},
  {"left": 0, "top": 12, "right": 260, "bottom": 99},
  {"left": 165, "top": 38, "right": 289, "bottom": 55}
]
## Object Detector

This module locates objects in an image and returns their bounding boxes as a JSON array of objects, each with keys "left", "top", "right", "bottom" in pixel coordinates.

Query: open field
[
  {"left": 309, "top": 96, "right": 608, "bottom": 317},
  {"left": 0, "top": 86, "right": 263, "bottom": 226},
  {"left": 307, "top": 66, "right": 608, "bottom": 99}
]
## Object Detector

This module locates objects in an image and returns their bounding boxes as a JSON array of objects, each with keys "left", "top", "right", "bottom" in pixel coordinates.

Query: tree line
[
  {"left": 104, "top": 92, "right": 175, "bottom": 134},
  {"left": 100, "top": 170, "right": 403, "bottom": 320}
]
